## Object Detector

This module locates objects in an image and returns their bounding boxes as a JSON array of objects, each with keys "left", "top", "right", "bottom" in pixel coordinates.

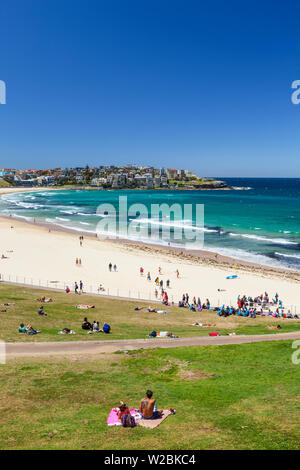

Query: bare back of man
[{"left": 139, "top": 397, "right": 156, "bottom": 418}]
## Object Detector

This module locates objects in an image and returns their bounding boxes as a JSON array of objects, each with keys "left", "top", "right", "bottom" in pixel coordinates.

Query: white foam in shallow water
[
  {"left": 228, "top": 232, "right": 298, "bottom": 245},
  {"left": 275, "top": 252, "right": 300, "bottom": 260},
  {"left": 202, "top": 245, "right": 284, "bottom": 269}
]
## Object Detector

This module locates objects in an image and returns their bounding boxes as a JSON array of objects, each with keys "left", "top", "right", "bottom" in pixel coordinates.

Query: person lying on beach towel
[
  {"left": 58, "top": 328, "right": 75, "bottom": 334},
  {"left": 266, "top": 325, "right": 282, "bottom": 330},
  {"left": 36, "top": 296, "right": 53, "bottom": 303},
  {"left": 76, "top": 305, "right": 95, "bottom": 309},
  {"left": 156, "top": 331, "right": 178, "bottom": 338},
  {"left": 134, "top": 306, "right": 145, "bottom": 311},
  {"left": 0, "top": 303, "right": 14, "bottom": 306},
  {"left": 209, "top": 332, "right": 221, "bottom": 336},
  {"left": 192, "top": 322, "right": 216, "bottom": 327},
  {"left": 148, "top": 309, "right": 170, "bottom": 314}
]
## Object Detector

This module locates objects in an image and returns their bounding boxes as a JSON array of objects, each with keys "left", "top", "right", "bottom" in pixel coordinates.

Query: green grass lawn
[
  {"left": 0, "top": 283, "right": 299, "bottom": 343},
  {"left": 1, "top": 341, "right": 299, "bottom": 449}
]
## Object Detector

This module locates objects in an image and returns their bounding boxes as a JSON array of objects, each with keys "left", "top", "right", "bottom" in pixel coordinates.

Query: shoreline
[
  {"left": 1, "top": 212, "right": 300, "bottom": 284},
  {"left": 1, "top": 187, "right": 300, "bottom": 284}
]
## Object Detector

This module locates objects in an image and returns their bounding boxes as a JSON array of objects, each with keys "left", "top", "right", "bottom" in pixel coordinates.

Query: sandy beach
[{"left": 0, "top": 187, "right": 300, "bottom": 310}]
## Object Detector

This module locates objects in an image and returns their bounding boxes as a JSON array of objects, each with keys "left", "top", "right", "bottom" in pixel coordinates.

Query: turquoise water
[{"left": 1, "top": 178, "right": 300, "bottom": 270}]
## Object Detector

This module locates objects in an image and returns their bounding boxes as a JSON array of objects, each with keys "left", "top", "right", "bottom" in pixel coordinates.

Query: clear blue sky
[{"left": 0, "top": 0, "right": 300, "bottom": 176}]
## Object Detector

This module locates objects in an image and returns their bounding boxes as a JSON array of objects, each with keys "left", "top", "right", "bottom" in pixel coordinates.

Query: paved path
[{"left": 5, "top": 331, "right": 300, "bottom": 358}]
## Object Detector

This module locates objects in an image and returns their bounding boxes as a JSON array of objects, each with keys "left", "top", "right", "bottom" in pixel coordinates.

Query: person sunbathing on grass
[
  {"left": 37, "top": 296, "right": 52, "bottom": 303},
  {"left": 58, "top": 328, "right": 75, "bottom": 334},
  {"left": 139, "top": 390, "right": 163, "bottom": 420},
  {"left": 76, "top": 304, "right": 95, "bottom": 309},
  {"left": 147, "top": 306, "right": 156, "bottom": 312}
]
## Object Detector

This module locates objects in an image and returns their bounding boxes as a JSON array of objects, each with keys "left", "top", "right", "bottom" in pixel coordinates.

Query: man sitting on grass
[
  {"left": 139, "top": 390, "right": 163, "bottom": 420},
  {"left": 81, "top": 317, "right": 92, "bottom": 330},
  {"left": 18, "top": 323, "right": 40, "bottom": 335}
]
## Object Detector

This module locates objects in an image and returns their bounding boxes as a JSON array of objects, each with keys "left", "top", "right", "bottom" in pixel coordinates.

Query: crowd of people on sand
[
  {"left": 176, "top": 289, "right": 299, "bottom": 320},
  {"left": 139, "top": 266, "right": 179, "bottom": 305},
  {"left": 217, "top": 292, "right": 299, "bottom": 319}
]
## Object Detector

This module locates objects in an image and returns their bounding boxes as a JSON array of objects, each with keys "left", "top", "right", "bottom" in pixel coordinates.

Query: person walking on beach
[
  {"left": 75, "top": 282, "right": 79, "bottom": 294},
  {"left": 147, "top": 272, "right": 151, "bottom": 281},
  {"left": 113, "top": 264, "right": 117, "bottom": 272},
  {"left": 154, "top": 289, "right": 158, "bottom": 299},
  {"left": 140, "top": 267, "right": 144, "bottom": 276},
  {"left": 176, "top": 269, "right": 179, "bottom": 278},
  {"left": 76, "top": 258, "right": 78, "bottom": 265},
  {"left": 166, "top": 279, "right": 170, "bottom": 288},
  {"left": 109, "top": 263, "right": 112, "bottom": 272},
  {"left": 80, "top": 280, "right": 83, "bottom": 293},
  {"left": 158, "top": 266, "right": 162, "bottom": 275}
]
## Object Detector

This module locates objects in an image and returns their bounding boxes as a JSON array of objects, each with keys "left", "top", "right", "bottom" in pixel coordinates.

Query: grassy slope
[
  {"left": 0, "top": 283, "right": 299, "bottom": 343},
  {"left": 0, "top": 341, "right": 299, "bottom": 450}
]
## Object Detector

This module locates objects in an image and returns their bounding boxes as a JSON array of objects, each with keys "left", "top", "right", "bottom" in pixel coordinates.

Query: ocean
[{"left": 1, "top": 177, "right": 300, "bottom": 270}]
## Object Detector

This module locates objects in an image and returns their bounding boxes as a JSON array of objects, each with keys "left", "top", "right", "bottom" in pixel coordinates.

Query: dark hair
[
  {"left": 20, "top": 323, "right": 24, "bottom": 327},
  {"left": 119, "top": 403, "right": 127, "bottom": 412},
  {"left": 146, "top": 390, "right": 153, "bottom": 398}
]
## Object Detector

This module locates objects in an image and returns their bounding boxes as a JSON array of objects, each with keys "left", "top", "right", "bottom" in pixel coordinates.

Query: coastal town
[{"left": 0, "top": 165, "right": 228, "bottom": 190}]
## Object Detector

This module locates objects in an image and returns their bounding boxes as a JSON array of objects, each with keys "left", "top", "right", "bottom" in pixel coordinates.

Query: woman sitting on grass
[{"left": 117, "top": 402, "right": 131, "bottom": 421}]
